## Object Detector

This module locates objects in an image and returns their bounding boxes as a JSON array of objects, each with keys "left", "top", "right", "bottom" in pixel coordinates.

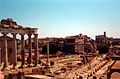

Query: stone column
[
  {"left": 13, "top": 33, "right": 18, "bottom": 69},
  {"left": 47, "top": 41, "right": 50, "bottom": 66},
  {"left": 21, "top": 34, "right": 25, "bottom": 68},
  {"left": 28, "top": 33, "right": 33, "bottom": 66},
  {"left": 0, "top": 48, "right": 1, "bottom": 65},
  {"left": 3, "top": 33, "right": 9, "bottom": 70},
  {"left": 34, "top": 34, "right": 38, "bottom": 66}
]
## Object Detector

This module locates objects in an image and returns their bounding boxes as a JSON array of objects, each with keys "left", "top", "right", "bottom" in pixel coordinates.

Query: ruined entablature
[{"left": 0, "top": 18, "right": 38, "bottom": 34}]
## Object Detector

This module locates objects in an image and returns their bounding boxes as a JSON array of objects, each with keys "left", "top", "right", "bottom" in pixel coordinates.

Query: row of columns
[{"left": 2, "top": 32, "right": 39, "bottom": 70}]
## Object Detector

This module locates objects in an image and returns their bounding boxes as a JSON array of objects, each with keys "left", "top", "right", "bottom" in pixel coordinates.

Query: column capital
[
  {"left": 34, "top": 33, "right": 38, "bottom": 35},
  {"left": 34, "top": 33, "right": 38, "bottom": 38},
  {"left": 27, "top": 33, "right": 32, "bottom": 36},
  {"left": 12, "top": 33, "right": 17, "bottom": 36},
  {"left": 2, "top": 32, "right": 8, "bottom": 35},
  {"left": 20, "top": 33, "right": 25, "bottom": 36}
]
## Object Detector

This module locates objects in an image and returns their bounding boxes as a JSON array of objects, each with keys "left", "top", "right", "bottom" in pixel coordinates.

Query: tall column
[
  {"left": 0, "top": 48, "right": 1, "bottom": 65},
  {"left": 47, "top": 41, "right": 50, "bottom": 66},
  {"left": 13, "top": 33, "right": 18, "bottom": 69},
  {"left": 21, "top": 34, "right": 25, "bottom": 68},
  {"left": 3, "top": 33, "right": 9, "bottom": 70},
  {"left": 34, "top": 34, "right": 38, "bottom": 66},
  {"left": 28, "top": 33, "right": 33, "bottom": 66}
]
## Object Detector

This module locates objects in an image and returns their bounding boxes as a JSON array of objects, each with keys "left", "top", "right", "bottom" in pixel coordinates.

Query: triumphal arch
[{"left": 0, "top": 18, "right": 39, "bottom": 70}]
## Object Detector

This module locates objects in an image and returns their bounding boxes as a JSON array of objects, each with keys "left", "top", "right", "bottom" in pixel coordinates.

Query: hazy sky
[{"left": 0, "top": 0, "right": 120, "bottom": 39}]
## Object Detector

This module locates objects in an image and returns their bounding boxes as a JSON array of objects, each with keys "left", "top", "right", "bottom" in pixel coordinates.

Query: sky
[{"left": 0, "top": 0, "right": 120, "bottom": 39}]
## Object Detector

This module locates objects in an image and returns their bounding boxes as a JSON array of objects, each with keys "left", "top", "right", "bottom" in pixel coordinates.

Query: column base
[
  {"left": 20, "top": 64, "right": 26, "bottom": 68},
  {"left": 28, "top": 63, "right": 34, "bottom": 67},
  {"left": 13, "top": 66, "right": 18, "bottom": 70},
  {"left": 2, "top": 67, "right": 10, "bottom": 71},
  {"left": 44, "top": 68, "right": 54, "bottom": 77},
  {"left": 34, "top": 64, "right": 40, "bottom": 67}
]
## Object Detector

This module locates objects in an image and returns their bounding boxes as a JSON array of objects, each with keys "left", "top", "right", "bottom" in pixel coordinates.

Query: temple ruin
[{"left": 0, "top": 18, "right": 39, "bottom": 70}]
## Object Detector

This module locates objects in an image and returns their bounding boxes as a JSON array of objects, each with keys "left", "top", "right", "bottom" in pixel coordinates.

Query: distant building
[
  {"left": 112, "top": 38, "right": 120, "bottom": 46},
  {"left": 38, "top": 37, "right": 64, "bottom": 54},
  {"left": 95, "top": 32, "right": 120, "bottom": 54},
  {"left": 75, "top": 34, "right": 85, "bottom": 53},
  {"left": 39, "top": 34, "right": 96, "bottom": 54},
  {"left": 64, "top": 36, "right": 75, "bottom": 54},
  {"left": 109, "top": 38, "right": 120, "bottom": 55},
  {"left": 95, "top": 32, "right": 107, "bottom": 47},
  {"left": 64, "top": 34, "right": 96, "bottom": 54}
]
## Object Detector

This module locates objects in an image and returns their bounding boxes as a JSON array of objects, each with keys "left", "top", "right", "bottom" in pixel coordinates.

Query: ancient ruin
[
  {"left": 0, "top": 18, "right": 39, "bottom": 70},
  {"left": 0, "top": 19, "right": 120, "bottom": 79}
]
